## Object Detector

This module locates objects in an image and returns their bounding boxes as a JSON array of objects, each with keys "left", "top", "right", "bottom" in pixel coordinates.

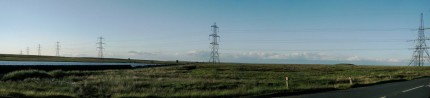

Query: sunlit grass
[{"left": 1, "top": 64, "right": 430, "bottom": 97}]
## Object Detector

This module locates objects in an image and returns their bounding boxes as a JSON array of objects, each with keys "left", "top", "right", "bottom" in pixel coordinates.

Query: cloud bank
[{"left": 123, "top": 50, "right": 407, "bottom": 65}]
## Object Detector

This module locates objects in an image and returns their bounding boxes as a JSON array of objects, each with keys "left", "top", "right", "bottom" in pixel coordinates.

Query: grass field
[
  {"left": 1, "top": 63, "right": 430, "bottom": 97},
  {"left": 0, "top": 54, "right": 181, "bottom": 64}
]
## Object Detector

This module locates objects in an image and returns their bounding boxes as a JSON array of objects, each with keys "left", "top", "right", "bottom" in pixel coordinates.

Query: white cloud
[
  {"left": 387, "top": 58, "right": 401, "bottom": 63},
  {"left": 186, "top": 50, "right": 209, "bottom": 57},
  {"left": 116, "top": 50, "right": 407, "bottom": 65},
  {"left": 223, "top": 52, "right": 341, "bottom": 61},
  {"left": 346, "top": 56, "right": 361, "bottom": 61},
  {"left": 216, "top": 51, "right": 407, "bottom": 64},
  {"left": 372, "top": 58, "right": 402, "bottom": 63},
  {"left": 128, "top": 51, "right": 158, "bottom": 56}
]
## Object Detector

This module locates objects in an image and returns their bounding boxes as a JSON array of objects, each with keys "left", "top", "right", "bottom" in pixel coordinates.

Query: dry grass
[{"left": 0, "top": 64, "right": 429, "bottom": 97}]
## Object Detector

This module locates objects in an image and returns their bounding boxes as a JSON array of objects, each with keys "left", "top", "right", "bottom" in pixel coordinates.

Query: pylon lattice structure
[
  {"left": 26, "top": 47, "right": 29, "bottom": 55},
  {"left": 56, "top": 41, "right": 60, "bottom": 56},
  {"left": 97, "top": 37, "right": 105, "bottom": 58},
  {"left": 409, "top": 13, "right": 430, "bottom": 66},
  {"left": 209, "top": 23, "right": 220, "bottom": 64},
  {"left": 38, "top": 44, "right": 41, "bottom": 56}
]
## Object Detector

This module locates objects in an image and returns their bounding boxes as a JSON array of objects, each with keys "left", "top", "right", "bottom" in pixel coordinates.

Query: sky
[{"left": 0, "top": 0, "right": 429, "bottom": 65}]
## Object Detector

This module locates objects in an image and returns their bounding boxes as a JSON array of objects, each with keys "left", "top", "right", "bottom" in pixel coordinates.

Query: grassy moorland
[
  {"left": 0, "top": 63, "right": 430, "bottom": 97},
  {"left": 0, "top": 54, "right": 179, "bottom": 64}
]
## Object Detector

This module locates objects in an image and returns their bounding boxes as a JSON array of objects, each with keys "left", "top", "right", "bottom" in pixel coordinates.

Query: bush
[
  {"left": 2, "top": 70, "right": 52, "bottom": 81},
  {"left": 49, "top": 70, "right": 67, "bottom": 78}
]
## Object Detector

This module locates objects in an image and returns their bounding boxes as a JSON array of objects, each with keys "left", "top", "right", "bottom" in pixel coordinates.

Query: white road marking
[
  {"left": 402, "top": 85, "right": 424, "bottom": 93},
  {"left": 380, "top": 96, "right": 386, "bottom": 98}
]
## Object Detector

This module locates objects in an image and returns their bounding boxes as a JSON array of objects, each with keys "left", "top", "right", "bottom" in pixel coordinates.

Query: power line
[
  {"left": 209, "top": 23, "right": 220, "bottom": 64},
  {"left": 97, "top": 36, "right": 105, "bottom": 58},
  {"left": 222, "top": 39, "right": 408, "bottom": 43},
  {"left": 222, "top": 48, "right": 409, "bottom": 52},
  {"left": 408, "top": 13, "right": 430, "bottom": 66},
  {"left": 224, "top": 28, "right": 416, "bottom": 33}
]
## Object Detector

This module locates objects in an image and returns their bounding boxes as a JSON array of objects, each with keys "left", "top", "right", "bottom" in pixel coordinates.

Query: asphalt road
[{"left": 283, "top": 78, "right": 430, "bottom": 98}]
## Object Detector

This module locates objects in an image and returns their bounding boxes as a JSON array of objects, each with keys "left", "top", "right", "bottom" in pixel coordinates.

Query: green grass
[
  {"left": 0, "top": 54, "right": 182, "bottom": 64},
  {"left": 1, "top": 64, "right": 430, "bottom": 97},
  {"left": 2, "top": 70, "right": 52, "bottom": 81}
]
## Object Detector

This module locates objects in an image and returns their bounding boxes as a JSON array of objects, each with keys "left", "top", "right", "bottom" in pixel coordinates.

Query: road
[{"left": 283, "top": 78, "right": 430, "bottom": 98}]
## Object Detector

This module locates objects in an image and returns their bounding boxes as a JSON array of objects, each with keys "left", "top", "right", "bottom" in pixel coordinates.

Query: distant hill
[{"left": 0, "top": 54, "right": 176, "bottom": 64}]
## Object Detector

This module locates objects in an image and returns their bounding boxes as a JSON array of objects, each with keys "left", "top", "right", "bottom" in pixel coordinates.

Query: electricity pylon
[
  {"left": 409, "top": 13, "right": 430, "bottom": 66},
  {"left": 209, "top": 23, "right": 220, "bottom": 64}
]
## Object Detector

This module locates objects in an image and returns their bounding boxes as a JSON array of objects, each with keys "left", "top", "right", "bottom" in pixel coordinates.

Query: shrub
[
  {"left": 49, "top": 70, "right": 67, "bottom": 78},
  {"left": 2, "top": 70, "right": 52, "bottom": 81}
]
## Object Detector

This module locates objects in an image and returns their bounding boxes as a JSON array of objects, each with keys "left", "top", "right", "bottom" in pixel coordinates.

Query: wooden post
[
  {"left": 285, "top": 76, "right": 289, "bottom": 89},
  {"left": 348, "top": 77, "right": 352, "bottom": 85}
]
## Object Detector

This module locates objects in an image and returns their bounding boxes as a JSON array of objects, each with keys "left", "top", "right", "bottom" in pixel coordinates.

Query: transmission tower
[
  {"left": 38, "top": 44, "right": 41, "bottom": 56},
  {"left": 209, "top": 23, "right": 220, "bottom": 64},
  {"left": 26, "top": 47, "right": 29, "bottom": 55},
  {"left": 20, "top": 50, "right": 23, "bottom": 55},
  {"left": 56, "top": 41, "right": 60, "bottom": 56},
  {"left": 97, "top": 36, "right": 105, "bottom": 58},
  {"left": 408, "top": 13, "right": 430, "bottom": 66}
]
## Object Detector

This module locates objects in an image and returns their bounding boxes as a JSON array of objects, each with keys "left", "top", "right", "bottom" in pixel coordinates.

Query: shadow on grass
[{"left": 1, "top": 92, "right": 74, "bottom": 98}]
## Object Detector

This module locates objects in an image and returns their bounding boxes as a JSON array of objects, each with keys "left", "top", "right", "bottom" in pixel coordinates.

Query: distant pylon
[
  {"left": 97, "top": 36, "right": 105, "bottom": 58},
  {"left": 408, "top": 13, "right": 430, "bottom": 66},
  {"left": 56, "top": 41, "right": 60, "bottom": 56},
  {"left": 209, "top": 23, "right": 220, "bottom": 64},
  {"left": 38, "top": 44, "right": 41, "bottom": 56},
  {"left": 20, "top": 50, "right": 23, "bottom": 55},
  {"left": 26, "top": 47, "right": 29, "bottom": 55}
]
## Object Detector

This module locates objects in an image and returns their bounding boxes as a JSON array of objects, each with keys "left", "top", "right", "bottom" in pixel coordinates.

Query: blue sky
[{"left": 0, "top": 0, "right": 429, "bottom": 65}]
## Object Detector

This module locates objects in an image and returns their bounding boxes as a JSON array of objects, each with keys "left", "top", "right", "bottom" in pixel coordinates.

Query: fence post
[
  {"left": 348, "top": 77, "right": 353, "bottom": 85},
  {"left": 285, "top": 76, "right": 289, "bottom": 89}
]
